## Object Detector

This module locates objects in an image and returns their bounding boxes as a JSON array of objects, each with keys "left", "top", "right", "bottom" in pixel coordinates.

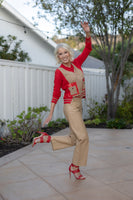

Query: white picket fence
[{"left": 0, "top": 59, "right": 106, "bottom": 122}]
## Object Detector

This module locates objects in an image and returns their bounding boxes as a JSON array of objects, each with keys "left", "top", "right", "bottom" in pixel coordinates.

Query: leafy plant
[
  {"left": 117, "top": 103, "right": 133, "bottom": 123},
  {"left": 6, "top": 106, "right": 49, "bottom": 143},
  {"left": 89, "top": 45, "right": 103, "bottom": 60},
  {"left": 106, "top": 119, "right": 127, "bottom": 129},
  {"left": 116, "top": 84, "right": 133, "bottom": 124},
  {"left": 87, "top": 98, "right": 107, "bottom": 120},
  {"left": 0, "top": 35, "right": 31, "bottom": 62},
  {"left": 0, "top": 0, "right": 3, "bottom": 6},
  {"left": 85, "top": 118, "right": 101, "bottom": 125},
  {"left": 48, "top": 118, "right": 68, "bottom": 129}
]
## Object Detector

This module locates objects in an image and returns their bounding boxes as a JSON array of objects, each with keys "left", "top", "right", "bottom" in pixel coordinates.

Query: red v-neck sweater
[{"left": 51, "top": 37, "right": 92, "bottom": 104}]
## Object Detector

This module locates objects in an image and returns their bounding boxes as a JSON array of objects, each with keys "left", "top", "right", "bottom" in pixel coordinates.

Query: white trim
[
  {"left": 0, "top": 59, "right": 105, "bottom": 75},
  {"left": 2, "top": 1, "right": 57, "bottom": 48},
  {"left": 0, "top": 59, "right": 57, "bottom": 71}
]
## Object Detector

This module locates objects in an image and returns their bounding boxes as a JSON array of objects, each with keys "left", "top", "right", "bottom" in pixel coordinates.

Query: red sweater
[{"left": 51, "top": 37, "right": 92, "bottom": 104}]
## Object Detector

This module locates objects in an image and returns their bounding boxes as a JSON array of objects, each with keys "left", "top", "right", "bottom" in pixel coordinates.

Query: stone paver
[{"left": 0, "top": 128, "right": 133, "bottom": 200}]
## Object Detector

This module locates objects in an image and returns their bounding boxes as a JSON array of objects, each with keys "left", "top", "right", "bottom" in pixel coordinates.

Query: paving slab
[{"left": 0, "top": 128, "right": 133, "bottom": 200}]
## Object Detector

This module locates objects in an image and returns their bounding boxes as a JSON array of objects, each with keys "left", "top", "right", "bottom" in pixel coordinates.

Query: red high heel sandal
[
  {"left": 32, "top": 132, "right": 51, "bottom": 147},
  {"left": 69, "top": 163, "right": 86, "bottom": 180}
]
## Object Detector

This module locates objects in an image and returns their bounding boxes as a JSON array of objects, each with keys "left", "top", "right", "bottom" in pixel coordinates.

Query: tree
[
  {"left": 0, "top": 0, "right": 3, "bottom": 6},
  {"left": 33, "top": 0, "right": 133, "bottom": 119},
  {"left": 89, "top": 41, "right": 133, "bottom": 87},
  {"left": 0, "top": 35, "right": 31, "bottom": 62}
]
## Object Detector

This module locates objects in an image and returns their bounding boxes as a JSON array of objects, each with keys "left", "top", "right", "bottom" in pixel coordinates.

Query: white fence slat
[{"left": 0, "top": 60, "right": 106, "bottom": 121}]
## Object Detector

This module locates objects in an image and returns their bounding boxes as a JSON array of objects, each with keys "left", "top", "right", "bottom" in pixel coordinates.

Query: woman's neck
[{"left": 62, "top": 62, "right": 71, "bottom": 68}]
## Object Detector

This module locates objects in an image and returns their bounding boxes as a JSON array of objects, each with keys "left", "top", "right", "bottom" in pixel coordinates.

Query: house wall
[
  {"left": 0, "top": 6, "right": 57, "bottom": 66},
  {"left": 0, "top": 59, "right": 107, "bottom": 123}
]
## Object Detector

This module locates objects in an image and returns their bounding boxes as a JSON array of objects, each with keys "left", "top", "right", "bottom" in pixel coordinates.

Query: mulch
[
  {"left": 0, "top": 123, "right": 131, "bottom": 158},
  {"left": 0, "top": 126, "right": 67, "bottom": 158}
]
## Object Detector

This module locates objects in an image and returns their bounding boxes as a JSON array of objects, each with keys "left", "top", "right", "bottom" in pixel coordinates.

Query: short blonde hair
[{"left": 54, "top": 43, "right": 74, "bottom": 64}]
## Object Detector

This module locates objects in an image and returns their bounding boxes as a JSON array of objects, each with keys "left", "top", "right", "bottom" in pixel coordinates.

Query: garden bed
[
  {"left": 0, "top": 126, "right": 64, "bottom": 158},
  {"left": 0, "top": 123, "right": 132, "bottom": 158}
]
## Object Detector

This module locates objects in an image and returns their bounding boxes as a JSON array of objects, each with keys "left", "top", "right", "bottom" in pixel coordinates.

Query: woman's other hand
[{"left": 81, "top": 22, "right": 90, "bottom": 38}]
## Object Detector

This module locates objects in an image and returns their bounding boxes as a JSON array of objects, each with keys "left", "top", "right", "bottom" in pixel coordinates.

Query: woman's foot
[
  {"left": 32, "top": 132, "right": 51, "bottom": 147},
  {"left": 69, "top": 163, "right": 86, "bottom": 180}
]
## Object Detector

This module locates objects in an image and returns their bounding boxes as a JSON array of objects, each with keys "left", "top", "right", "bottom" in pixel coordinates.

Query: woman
[{"left": 32, "top": 22, "right": 92, "bottom": 180}]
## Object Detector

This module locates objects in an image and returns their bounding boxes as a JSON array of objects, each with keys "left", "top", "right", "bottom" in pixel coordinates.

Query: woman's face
[{"left": 57, "top": 47, "right": 71, "bottom": 65}]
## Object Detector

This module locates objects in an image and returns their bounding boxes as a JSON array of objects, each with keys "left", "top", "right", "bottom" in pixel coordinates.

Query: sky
[{"left": 5, "top": 0, "right": 56, "bottom": 37}]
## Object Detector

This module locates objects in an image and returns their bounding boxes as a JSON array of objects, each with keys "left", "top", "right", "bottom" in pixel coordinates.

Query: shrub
[
  {"left": 87, "top": 98, "right": 107, "bottom": 120},
  {"left": 116, "top": 102, "right": 133, "bottom": 124},
  {"left": 116, "top": 84, "right": 133, "bottom": 124},
  {"left": 106, "top": 119, "right": 127, "bottom": 129},
  {"left": 6, "top": 106, "right": 49, "bottom": 144},
  {"left": 0, "top": 35, "right": 31, "bottom": 62},
  {"left": 85, "top": 118, "right": 101, "bottom": 125},
  {"left": 48, "top": 118, "right": 68, "bottom": 129}
]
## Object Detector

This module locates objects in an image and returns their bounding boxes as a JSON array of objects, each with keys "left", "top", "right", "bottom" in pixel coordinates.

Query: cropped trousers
[{"left": 51, "top": 98, "right": 89, "bottom": 166}]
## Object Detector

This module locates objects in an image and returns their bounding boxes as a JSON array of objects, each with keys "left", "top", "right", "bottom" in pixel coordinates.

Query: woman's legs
[
  {"left": 32, "top": 98, "right": 89, "bottom": 179},
  {"left": 33, "top": 98, "right": 89, "bottom": 167},
  {"left": 51, "top": 127, "right": 76, "bottom": 150},
  {"left": 32, "top": 125, "right": 76, "bottom": 149},
  {"left": 51, "top": 99, "right": 89, "bottom": 166},
  {"left": 64, "top": 98, "right": 89, "bottom": 166}
]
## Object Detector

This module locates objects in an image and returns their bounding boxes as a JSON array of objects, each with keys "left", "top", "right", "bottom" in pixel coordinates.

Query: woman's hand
[
  {"left": 81, "top": 22, "right": 90, "bottom": 38},
  {"left": 42, "top": 114, "right": 52, "bottom": 127},
  {"left": 42, "top": 102, "right": 55, "bottom": 128}
]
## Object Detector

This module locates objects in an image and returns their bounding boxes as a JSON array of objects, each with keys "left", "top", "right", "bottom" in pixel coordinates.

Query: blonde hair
[{"left": 54, "top": 43, "right": 74, "bottom": 64}]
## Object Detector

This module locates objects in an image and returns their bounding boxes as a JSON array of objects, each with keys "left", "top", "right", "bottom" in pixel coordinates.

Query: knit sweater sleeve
[
  {"left": 73, "top": 37, "right": 92, "bottom": 68},
  {"left": 51, "top": 68, "right": 62, "bottom": 104}
]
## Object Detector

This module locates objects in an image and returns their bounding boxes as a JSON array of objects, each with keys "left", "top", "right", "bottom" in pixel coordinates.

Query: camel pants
[{"left": 51, "top": 98, "right": 89, "bottom": 166}]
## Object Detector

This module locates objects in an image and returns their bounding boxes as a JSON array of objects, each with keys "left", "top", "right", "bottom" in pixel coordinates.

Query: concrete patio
[{"left": 0, "top": 128, "right": 133, "bottom": 200}]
